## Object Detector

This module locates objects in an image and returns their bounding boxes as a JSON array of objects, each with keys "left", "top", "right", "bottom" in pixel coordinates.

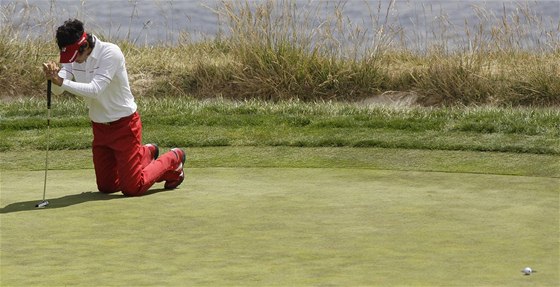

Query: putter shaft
[
  {"left": 38, "top": 80, "right": 52, "bottom": 208},
  {"left": 41, "top": 108, "right": 50, "bottom": 202}
]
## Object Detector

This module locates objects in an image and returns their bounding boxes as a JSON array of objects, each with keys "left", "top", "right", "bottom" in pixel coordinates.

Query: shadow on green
[{"left": 0, "top": 189, "right": 167, "bottom": 214}]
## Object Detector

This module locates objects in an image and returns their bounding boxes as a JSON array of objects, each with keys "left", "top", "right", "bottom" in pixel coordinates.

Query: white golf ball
[{"left": 523, "top": 267, "right": 532, "bottom": 275}]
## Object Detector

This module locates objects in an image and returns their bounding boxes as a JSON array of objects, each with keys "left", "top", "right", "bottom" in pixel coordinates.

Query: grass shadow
[{"left": 0, "top": 188, "right": 168, "bottom": 214}]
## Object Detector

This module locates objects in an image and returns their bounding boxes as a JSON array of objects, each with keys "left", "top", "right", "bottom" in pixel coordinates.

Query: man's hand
[{"left": 42, "top": 61, "right": 63, "bottom": 86}]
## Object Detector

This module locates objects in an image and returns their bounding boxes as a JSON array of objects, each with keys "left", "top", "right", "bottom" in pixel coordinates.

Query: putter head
[{"left": 35, "top": 201, "right": 49, "bottom": 208}]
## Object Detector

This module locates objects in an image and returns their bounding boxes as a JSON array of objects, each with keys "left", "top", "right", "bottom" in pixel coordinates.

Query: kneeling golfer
[{"left": 42, "top": 19, "right": 185, "bottom": 196}]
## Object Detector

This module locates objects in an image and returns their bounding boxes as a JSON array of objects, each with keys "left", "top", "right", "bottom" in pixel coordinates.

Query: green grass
[
  {"left": 1, "top": 167, "right": 558, "bottom": 286},
  {"left": 1, "top": 98, "right": 559, "bottom": 154},
  {"left": 1, "top": 147, "right": 559, "bottom": 178},
  {"left": 1, "top": 1, "right": 558, "bottom": 285},
  {"left": 2, "top": 99, "right": 558, "bottom": 285}
]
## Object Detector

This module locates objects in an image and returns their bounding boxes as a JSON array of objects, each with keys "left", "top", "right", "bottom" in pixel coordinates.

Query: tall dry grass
[{"left": 1, "top": 0, "right": 558, "bottom": 106}]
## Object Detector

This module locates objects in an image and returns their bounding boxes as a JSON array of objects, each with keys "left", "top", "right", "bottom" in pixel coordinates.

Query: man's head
[{"left": 56, "top": 19, "right": 93, "bottom": 63}]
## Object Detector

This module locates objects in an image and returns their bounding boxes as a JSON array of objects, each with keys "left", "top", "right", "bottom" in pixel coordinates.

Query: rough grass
[
  {"left": 1, "top": 1, "right": 559, "bottom": 106},
  {"left": 1, "top": 98, "right": 559, "bottom": 154}
]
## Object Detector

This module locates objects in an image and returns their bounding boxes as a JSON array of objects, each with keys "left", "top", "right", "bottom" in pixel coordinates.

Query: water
[{"left": 2, "top": 0, "right": 559, "bottom": 50}]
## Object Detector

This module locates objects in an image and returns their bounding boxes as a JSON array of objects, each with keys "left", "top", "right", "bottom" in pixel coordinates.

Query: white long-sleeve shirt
[{"left": 52, "top": 35, "right": 137, "bottom": 123}]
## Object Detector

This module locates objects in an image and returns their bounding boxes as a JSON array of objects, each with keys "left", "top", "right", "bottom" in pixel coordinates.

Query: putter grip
[{"left": 47, "top": 80, "right": 52, "bottom": 109}]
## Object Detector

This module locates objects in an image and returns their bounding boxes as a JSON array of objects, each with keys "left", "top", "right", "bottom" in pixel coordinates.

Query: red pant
[{"left": 92, "top": 112, "right": 179, "bottom": 196}]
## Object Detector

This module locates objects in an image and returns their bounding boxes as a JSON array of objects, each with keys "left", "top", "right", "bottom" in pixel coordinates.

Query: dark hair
[{"left": 56, "top": 19, "right": 94, "bottom": 51}]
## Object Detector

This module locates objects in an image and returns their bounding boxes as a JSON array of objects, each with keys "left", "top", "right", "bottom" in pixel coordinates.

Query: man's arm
[
  {"left": 62, "top": 47, "right": 122, "bottom": 99},
  {"left": 47, "top": 46, "right": 123, "bottom": 99}
]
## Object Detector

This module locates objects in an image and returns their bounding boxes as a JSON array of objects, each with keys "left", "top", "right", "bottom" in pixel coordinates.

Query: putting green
[{"left": 1, "top": 168, "right": 558, "bottom": 286}]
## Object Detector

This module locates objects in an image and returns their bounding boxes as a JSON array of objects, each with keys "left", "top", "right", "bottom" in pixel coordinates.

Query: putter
[{"left": 36, "top": 80, "right": 51, "bottom": 208}]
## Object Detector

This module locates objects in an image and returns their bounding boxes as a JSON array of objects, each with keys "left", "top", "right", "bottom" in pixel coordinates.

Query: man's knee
[
  {"left": 121, "top": 186, "right": 144, "bottom": 197},
  {"left": 98, "top": 185, "right": 120, "bottom": 194}
]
